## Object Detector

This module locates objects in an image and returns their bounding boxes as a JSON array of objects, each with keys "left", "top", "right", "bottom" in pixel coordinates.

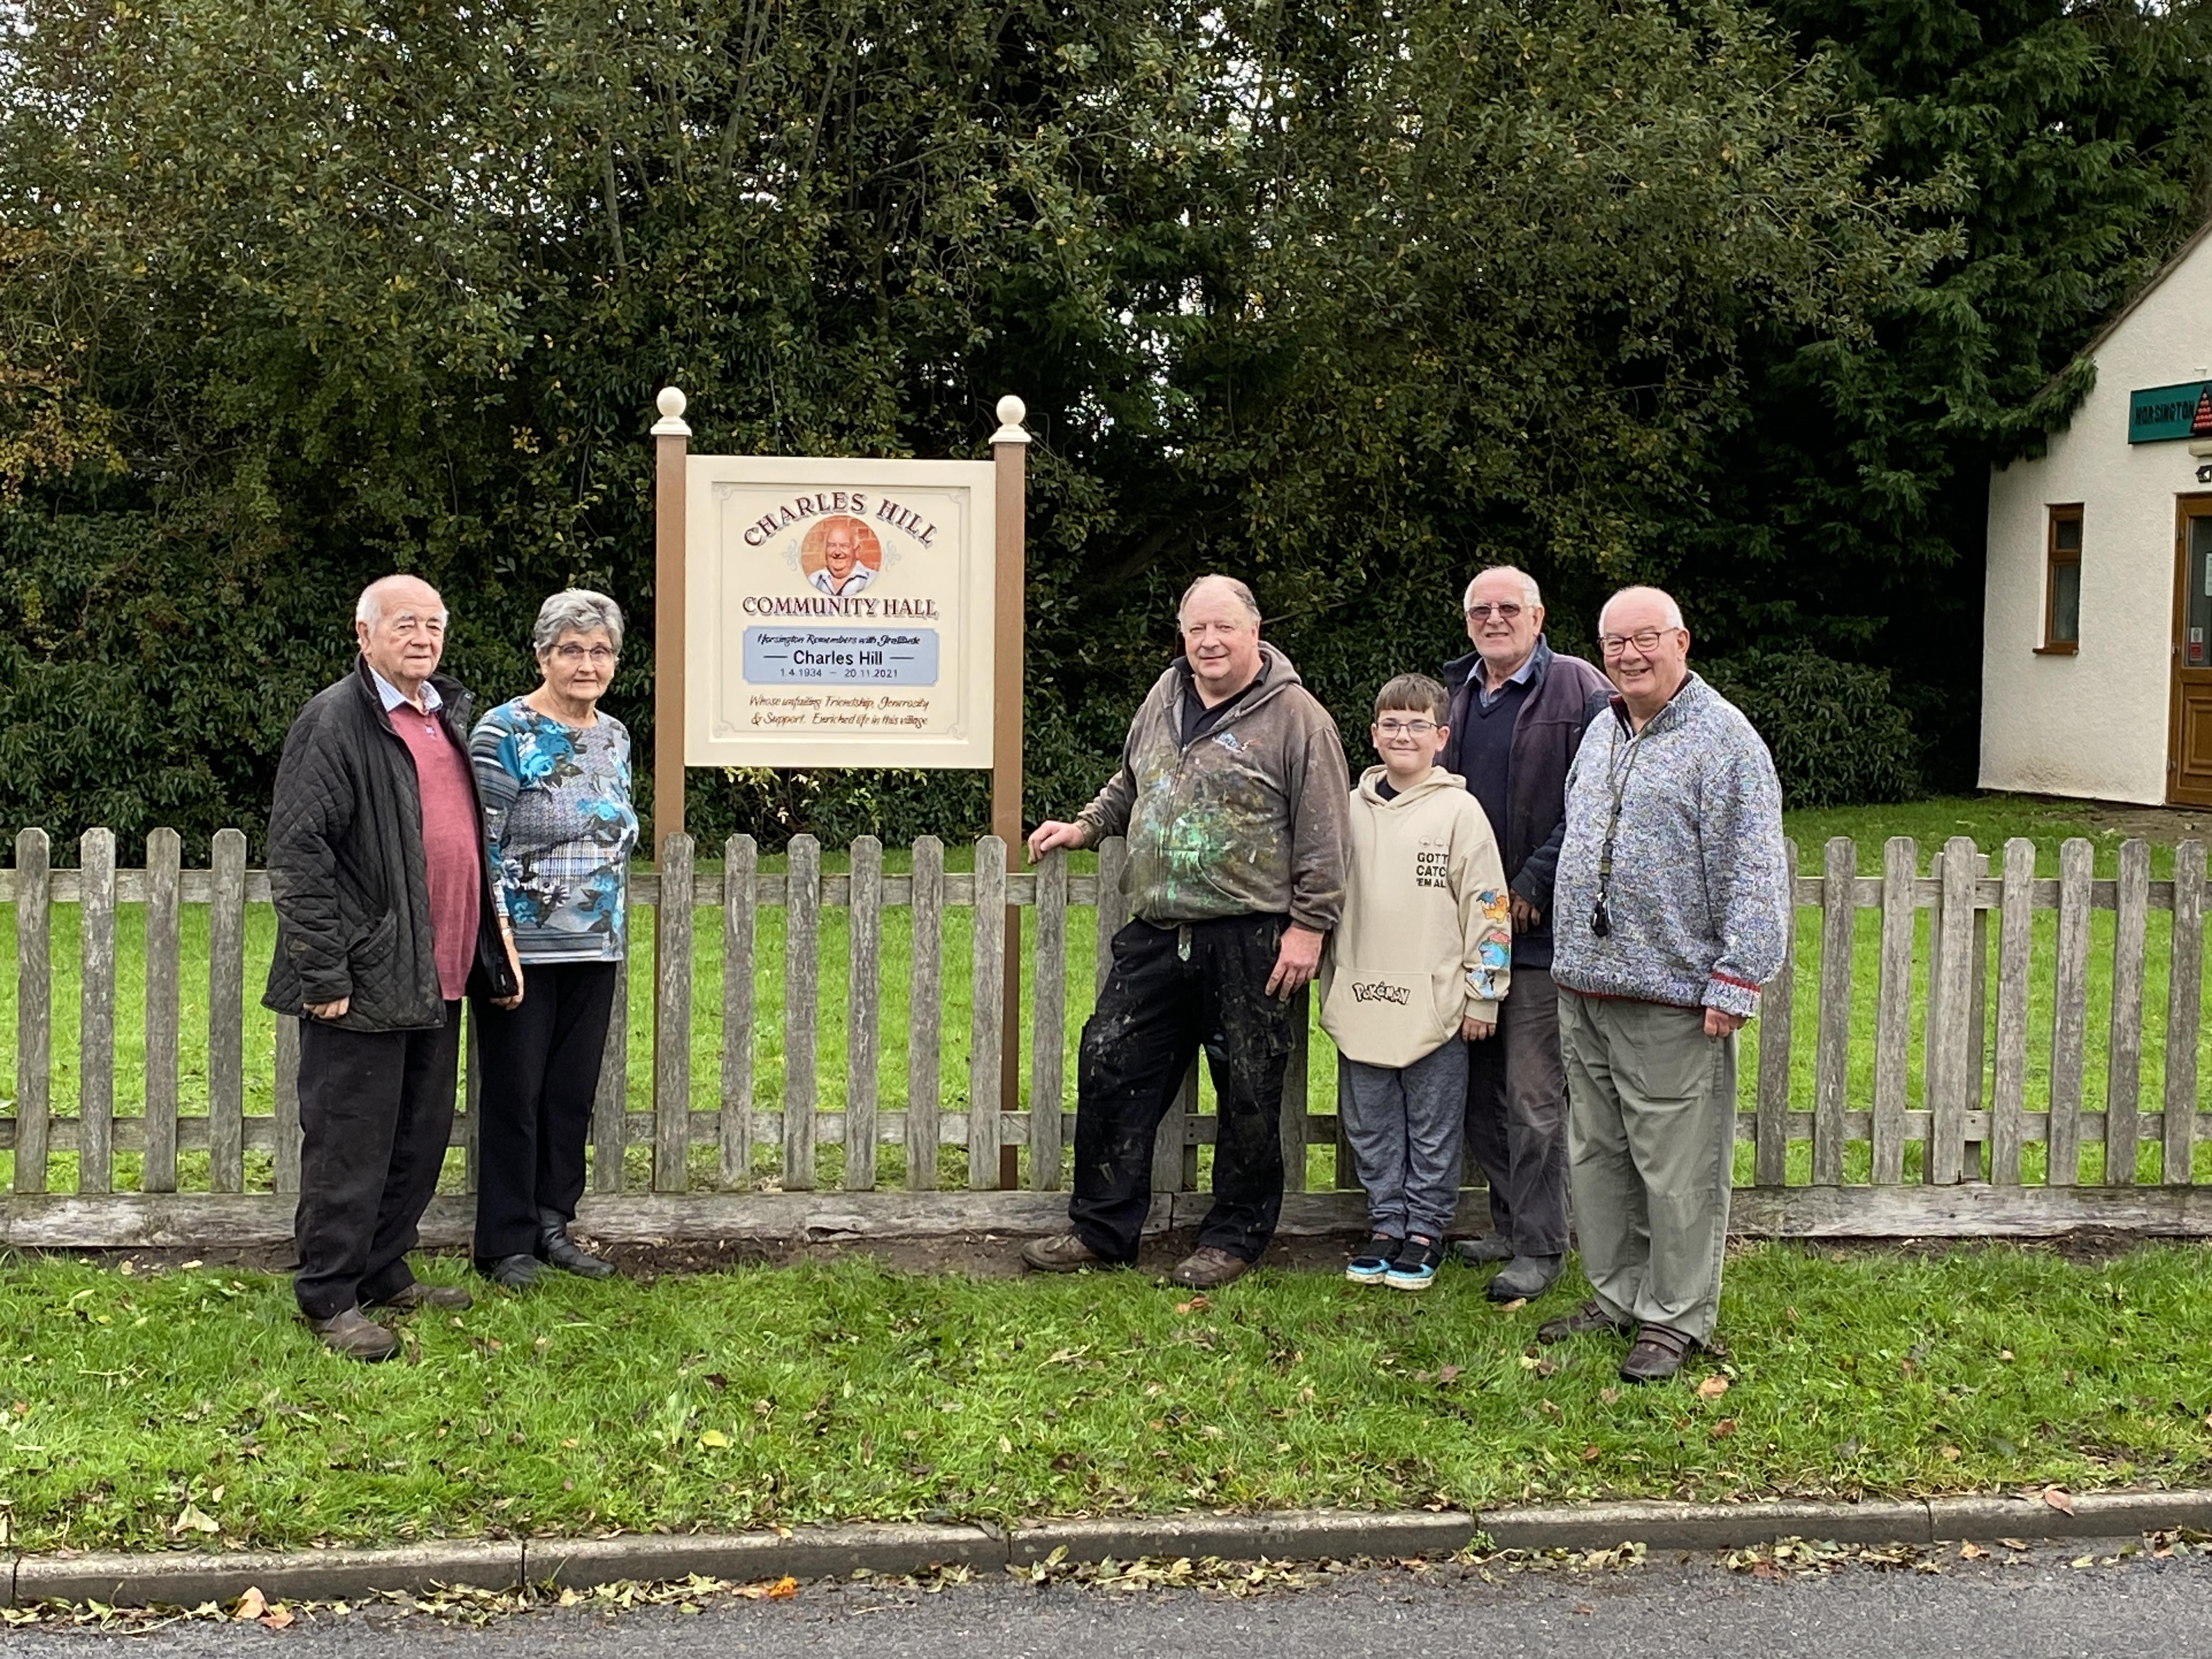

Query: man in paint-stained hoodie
[
  {"left": 1020, "top": 574, "right": 1352, "bottom": 1289},
  {"left": 1319, "top": 673, "right": 1513, "bottom": 1291}
]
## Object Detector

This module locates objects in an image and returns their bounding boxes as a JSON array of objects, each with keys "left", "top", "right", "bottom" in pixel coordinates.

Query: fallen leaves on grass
[{"left": 1695, "top": 1375, "right": 1729, "bottom": 1402}]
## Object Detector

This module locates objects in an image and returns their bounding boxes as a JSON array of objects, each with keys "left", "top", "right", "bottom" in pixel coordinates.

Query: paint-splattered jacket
[{"left": 1075, "top": 646, "right": 1352, "bottom": 933}]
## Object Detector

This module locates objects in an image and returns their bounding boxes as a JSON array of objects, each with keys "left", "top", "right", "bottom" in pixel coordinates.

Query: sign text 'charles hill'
[{"left": 738, "top": 490, "right": 938, "bottom": 547}]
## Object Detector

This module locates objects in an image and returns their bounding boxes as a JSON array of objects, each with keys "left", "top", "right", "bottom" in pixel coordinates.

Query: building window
[{"left": 2041, "top": 505, "right": 2081, "bottom": 654}]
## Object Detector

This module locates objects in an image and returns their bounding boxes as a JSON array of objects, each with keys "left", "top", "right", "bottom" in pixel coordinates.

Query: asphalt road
[{"left": 9, "top": 1538, "right": 2210, "bottom": 1659}]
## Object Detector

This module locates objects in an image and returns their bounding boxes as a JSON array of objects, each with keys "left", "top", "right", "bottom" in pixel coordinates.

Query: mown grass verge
[{"left": 3, "top": 1242, "right": 2210, "bottom": 1553}]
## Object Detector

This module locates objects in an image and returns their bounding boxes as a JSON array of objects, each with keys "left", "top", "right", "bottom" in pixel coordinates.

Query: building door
[{"left": 2171, "top": 496, "right": 2212, "bottom": 805}]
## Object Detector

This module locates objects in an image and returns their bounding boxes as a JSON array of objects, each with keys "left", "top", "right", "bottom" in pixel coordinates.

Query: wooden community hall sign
[{"left": 646, "top": 387, "right": 1034, "bottom": 1180}]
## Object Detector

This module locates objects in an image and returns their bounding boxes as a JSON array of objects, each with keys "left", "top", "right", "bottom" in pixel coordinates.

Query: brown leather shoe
[
  {"left": 307, "top": 1307, "right": 399, "bottom": 1362},
  {"left": 1021, "top": 1232, "right": 1107, "bottom": 1273},
  {"left": 1169, "top": 1246, "right": 1251, "bottom": 1289},
  {"left": 1537, "top": 1297, "right": 1634, "bottom": 1344},
  {"left": 1618, "top": 1324, "right": 1698, "bottom": 1383},
  {"left": 368, "top": 1282, "right": 473, "bottom": 1312}
]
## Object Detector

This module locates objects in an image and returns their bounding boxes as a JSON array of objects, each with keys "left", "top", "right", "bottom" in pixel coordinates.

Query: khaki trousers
[{"left": 1559, "top": 992, "right": 1736, "bottom": 1344}]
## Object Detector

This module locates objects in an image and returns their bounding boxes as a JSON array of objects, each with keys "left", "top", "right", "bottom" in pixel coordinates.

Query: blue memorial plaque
[{"left": 743, "top": 627, "right": 940, "bottom": 685}]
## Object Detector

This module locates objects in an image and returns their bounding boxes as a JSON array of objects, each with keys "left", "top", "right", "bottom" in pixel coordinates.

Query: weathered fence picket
[
  {"left": 2165, "top": 839, "right": 2205, "bottom": 1186},
  {"left": 653, "top": 833, "right": 695, "bottom": 1193},
  {"left": 967, "top": 836, "right": 1007, "bottom": 1190},
  {"left": 13, "top": 828, "right": 49, "bottom": 1195},
  {"left": 1752, "top": 839, "right": 1797, "bottom": 1186},
  {"left": 1870, "top": 836, "right": 1915, "bottom": 1184},
  {"left": 1027, "top": 849, "right": 1066, "bottom": 1193},
  {"left": 143, "top": 828, "right": 182, "bottom": 1195},
  {"left": 207, "top": 828, "right": 247, "bottom": 1195},
  {"left": 4, "top": 827, "right": 2211, "bottom": 1245},
  {"left": 2049, "top": 839, "right": 2094, "bottom": 1186},
  {"left": 2107, "top": 838, "right": 2149, "bottom": 1185},
  {"left": 905, "top": 836, "right": 944, "bottom": 1192},
  {"left": 720, "top": 835, "right": 757, "bottom": 1189},
  {"left": 845, "top": 837, "right": 883, "bottom": 1193},
  {"left": 1990, "top": 838, "right": 2034, "bottom": 1186},
  {"left": 782, "top": 835, "right": 821, "bottom": 1192}
]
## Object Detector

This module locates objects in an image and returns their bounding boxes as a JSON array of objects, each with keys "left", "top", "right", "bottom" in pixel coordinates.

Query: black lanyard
[{"left": 1590, "top": 723, "right": 1648, "bottom": 940}]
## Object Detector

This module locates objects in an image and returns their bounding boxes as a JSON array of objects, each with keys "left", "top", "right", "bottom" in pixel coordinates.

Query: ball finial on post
[
  {"left": 991, "top": 394, "right": 1030, "bottom": 445},
  {"left": 651, "top": 386, "right": 691, "bottom": 437}
]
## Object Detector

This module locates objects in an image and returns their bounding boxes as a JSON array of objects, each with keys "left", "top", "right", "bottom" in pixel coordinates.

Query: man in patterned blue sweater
[{"left": 1540, "top": 586, "right": 1790, "bottom": 1383}]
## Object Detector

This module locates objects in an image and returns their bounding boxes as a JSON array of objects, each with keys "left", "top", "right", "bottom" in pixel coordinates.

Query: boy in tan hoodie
[{"left": 1319, "top": 674, "right": 1512, "bottom": 1290}]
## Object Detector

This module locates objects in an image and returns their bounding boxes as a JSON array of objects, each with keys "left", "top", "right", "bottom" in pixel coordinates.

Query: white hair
[
  {"left": 1177, "top": 573, "right": 1262, "bottom": 627},
  {"left": 1598, "top": 585, "right": 1685, "bottom": 632},
  {"left": 532, "top": 589, "right": 625, "bottom": 655},
  {"left": 1462, "top": 565, "right": 1542, "bottom": 610},
  {"left": 355, "top": 575, "right": 448, "bottom": 629}
]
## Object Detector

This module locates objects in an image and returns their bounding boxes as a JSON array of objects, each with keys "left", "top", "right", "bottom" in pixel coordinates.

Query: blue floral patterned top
[{"left": 469, "top": 700, "right": 639, "bottom": 963}]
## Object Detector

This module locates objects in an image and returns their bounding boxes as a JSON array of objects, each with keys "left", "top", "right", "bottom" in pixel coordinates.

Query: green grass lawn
[
  {"left": 2, "top": 1242, "right": 2210, "bottom": 1553},
  {"left": 3, "top": 793, "right": 2209, "bottom": 1194}
]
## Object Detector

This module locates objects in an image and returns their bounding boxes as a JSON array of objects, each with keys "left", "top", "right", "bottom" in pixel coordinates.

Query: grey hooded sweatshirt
[{"left": 1075, "top": 645, "right": 1352, "bottom": 933}]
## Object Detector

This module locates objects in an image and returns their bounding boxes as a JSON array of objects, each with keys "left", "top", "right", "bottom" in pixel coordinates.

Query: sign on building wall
[
  {"left": 684, "top": 456, "right": 997, "bottom": 769},
  {"left": 2129, "top": 381, "right": 2212, "bottom": 444}
]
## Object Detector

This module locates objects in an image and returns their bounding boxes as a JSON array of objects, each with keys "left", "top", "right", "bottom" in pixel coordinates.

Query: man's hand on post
[
  {"left": 1509, "top": 894, "right": 1542, "bottom": 934},
  {"left": 304, "top": 997, "right": 349, "bottom": 1021},
  {"left": 1705, "top": 1007, "right": 1746, "bottom": 1037},
  {"left": 1026, "top": 820, "right": 1085, "bottom": 864},
  {"left": 1266, "top": 924, "right": 1325, "bottom": 1000}
]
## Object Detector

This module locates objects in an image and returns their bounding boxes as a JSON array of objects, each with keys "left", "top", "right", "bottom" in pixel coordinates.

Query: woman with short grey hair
[{"left": 468, "top": 589, "right": 638, "bottom": 1288}]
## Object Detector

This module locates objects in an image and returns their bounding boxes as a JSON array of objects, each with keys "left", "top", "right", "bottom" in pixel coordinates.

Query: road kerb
[
  {"left": 12, "top": 1491, "right": 2212, "bottom": 1609},
  {"left": 1009, "top": 1509, "right": 1478, "bottom": 1566},
  {"left": 523, "top": 1524, "right": 1006, "bottom": 1588},
  {"left": 9, "top": 1541, "right": 525, "bottom": 1610},
  {"left": 1927, "top": 1489, "right": 2212, "bottom": 1541},
  {"left": 1477, "top": 1499, "right": 1935, "bottom": 1553}
]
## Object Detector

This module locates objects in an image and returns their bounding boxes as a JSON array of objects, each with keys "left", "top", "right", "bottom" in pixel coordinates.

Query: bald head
[
  {"left": 354, "top": 573, "right": 448, "bottom": 703},
  {"left": 1598, "top": 585, "right": 1683, "bottom": 634},
  {"left": 1177, "top": 573, "right": 1262, "bottom": 628}
]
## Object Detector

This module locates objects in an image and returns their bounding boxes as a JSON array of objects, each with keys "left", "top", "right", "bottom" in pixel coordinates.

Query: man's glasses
[
  {"left": 1598, "top": 628, "right": 1678, "bottom": 657},
  {"left": 551, "top": 644, "right": 619, "bottom": 665},
  {"left": 1374, "top": 718, "right": 1438, "bottom": 736},
  {"left": 1464, "top": 602, "right": 1524, "bottom": 622}
]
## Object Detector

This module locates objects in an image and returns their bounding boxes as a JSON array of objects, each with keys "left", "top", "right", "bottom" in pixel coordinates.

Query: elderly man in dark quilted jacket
[{"left": 264, "top": 574, "right": 520, "bottom": 1361}]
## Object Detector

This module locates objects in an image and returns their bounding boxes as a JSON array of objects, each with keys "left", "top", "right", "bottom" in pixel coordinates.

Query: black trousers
[
  {"left": 1464, "top": 964, "right": 1571, "bottom": 1257},
  {"left": 294, "top": 1005, "right": 461, "bottom": 1319},
  {"left": 469, "top": 962, "right": 619, "bottom": 1262},
  {"left": 1068, "top": 916, "right": 1294, "bottom": 1264}
]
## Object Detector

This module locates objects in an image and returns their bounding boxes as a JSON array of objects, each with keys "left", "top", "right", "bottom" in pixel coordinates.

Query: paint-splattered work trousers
[{"left": 1068, "top": 915, "right": 1295, "bottom": 1264}]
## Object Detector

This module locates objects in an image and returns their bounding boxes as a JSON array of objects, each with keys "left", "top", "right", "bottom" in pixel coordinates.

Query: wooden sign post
[
  {"left": 650, "top": 389, "right": 1033, "bottom": 1187},
  {"left": 989, "top": 397, "right": 1029, "bottom": 1187},
  {"left": 650, "top": 386, "right": 693, "bottom": 855}
]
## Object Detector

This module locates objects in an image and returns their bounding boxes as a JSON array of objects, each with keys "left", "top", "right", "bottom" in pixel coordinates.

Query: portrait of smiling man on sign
[{"left": 807, "top": 516, "right": 878, "bottom": 597}]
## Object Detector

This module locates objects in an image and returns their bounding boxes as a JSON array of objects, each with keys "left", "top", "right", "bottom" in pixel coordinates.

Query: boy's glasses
[
  {"left": 1464, "top": 602, "right": 1524, "bottom": 621},
  {"left": 1374, "top": 719, "right": 1438, "bottom": 736}
]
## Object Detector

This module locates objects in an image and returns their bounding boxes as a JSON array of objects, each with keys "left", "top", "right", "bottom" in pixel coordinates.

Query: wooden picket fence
[{"left": 2, "top": 827, "right": 2210, "bottom": 1249}]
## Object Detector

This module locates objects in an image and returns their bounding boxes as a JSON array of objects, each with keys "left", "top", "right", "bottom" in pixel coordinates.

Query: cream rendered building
[{"left": 1981, "top": 220, "right": 2212, "bottom": 805}]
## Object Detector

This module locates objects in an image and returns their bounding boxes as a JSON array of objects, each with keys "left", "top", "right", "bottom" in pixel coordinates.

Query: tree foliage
[{"left": 0, "top": 0, "right": 2199, "bottom": 853}]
